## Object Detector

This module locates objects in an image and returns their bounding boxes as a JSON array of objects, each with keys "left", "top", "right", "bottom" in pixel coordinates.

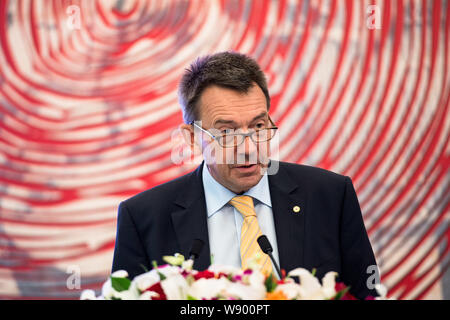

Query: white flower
[
  {"left": 101, "top": 279, "right": 139, "bottom": 300},
  {"left": 130, "top": 265, "right": 186, "bottom": 299},
  {"left": 101, "top": 279, "right": 119, "bottom": 300},
  {"left": 161, "top": 273, "right": 189, "bottom": 300},
  {"left": 245, "top": 252, "right": 264, "bottom": 271},
  {"left": 208, "top": 264, "right": 241, "bottom": 275},
  {"left": 111, "top": 270, "right": 129, "bottom": 278},
  {"left": 287, "top": 268, "right": 324, "bottom": 299},
  {"left": 116, "top": 289, "right": 140, "bottom": 300},
  {"left": 375, "top": 283, "right": 386, "bottom": 297},
  {"left": 321, "top": 271, "right": 338, "bottom": 299},
  {"left": 100, "top": 270, "right": 141, "bottom": 300},
  {"left": 188, "top": 277, "right": 231, "bottom": 300},
  {"left": 286, "top": 269, "right": 338, "bottom": 300},
  {"left": 248, "top": 270, "right": 265, "bottom": 286},
  {"left": 223, "top": 270, "right": 266, "bottom": 300},
  {"left": 80, "top": 289, "right": 97, "bottom": 300},
  {"left": 182, "top": 259, "right": 194, "bottom": 271},
  {"left": 156, "top": 265, "right": 183, "bottom": 278},
  {"left": 139, "top": 291, "right": 161, "bottom": 300},
  {"left": 132, "top": 270, "right": 161, "bottom": 292},
  {"left": 276, "top": 282, "right": 302, "bottom": 300},
  {"left": 374, "top": 284, "right": 394, "bottom": 300},
  {"left": 226, "top": 281, "right": 266, "bottom": 300}
]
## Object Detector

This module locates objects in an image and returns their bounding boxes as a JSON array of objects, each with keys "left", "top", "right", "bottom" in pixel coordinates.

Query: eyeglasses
[{"left": 190, "top": 116, "right": 278, "bottom": 148}]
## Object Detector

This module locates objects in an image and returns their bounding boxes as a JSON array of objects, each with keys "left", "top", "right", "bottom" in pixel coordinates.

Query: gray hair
[{"left": 178, "top": 51, "right": 270, "bottom": 123}]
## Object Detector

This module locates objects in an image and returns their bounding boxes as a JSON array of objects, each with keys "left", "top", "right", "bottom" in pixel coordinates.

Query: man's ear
[
  {"left": 180, "top": 123, "right": 204, "bottom": 158},
  {"left": 179, "top": 123, "right": 195, "bottom": 147}
]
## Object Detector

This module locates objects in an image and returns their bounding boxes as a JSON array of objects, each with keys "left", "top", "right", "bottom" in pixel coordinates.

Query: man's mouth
[
  {"left": 232, "top": 163, "right": 257, "bottom": 168},
  {"left": 231, "top": 163, "right": 258, "bottom": 173}
]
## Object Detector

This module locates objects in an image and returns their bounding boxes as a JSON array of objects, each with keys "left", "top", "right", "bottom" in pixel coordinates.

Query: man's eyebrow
[
  {"left": 213, "top": 119, "right": 237, "bottom": 126},
  {"left": 213, "top": 112, "right": 268, "bottom": 127},
  {"left": 251, "top": 112, "right": 268, "bottom": 122}
]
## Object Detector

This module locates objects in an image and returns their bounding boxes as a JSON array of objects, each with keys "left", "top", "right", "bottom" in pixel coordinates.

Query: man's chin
[{"left": 230, "top": 168, "right": 264, "bottom": 193}]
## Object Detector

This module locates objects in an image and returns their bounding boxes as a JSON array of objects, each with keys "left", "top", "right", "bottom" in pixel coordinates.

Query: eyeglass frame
[{"left": 189, "top": 115, "right": 278, "bottom": 148}]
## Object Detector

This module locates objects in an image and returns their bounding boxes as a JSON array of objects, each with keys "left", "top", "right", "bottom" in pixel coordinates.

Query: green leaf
[
  {"left": 157, "top": 271, "right": 167, "bottom": 281},
  {"left": 186, "top": 274, "right": 195, "bottom": 286},
  {"left": 311, "top": 268, "right": 317, "bottom": 277},
  {"left": 264, "top": 273, "right": 278, "bottom": 293},
  {"left": 151, "top": 260, "right": 166, "bottom": 280},
  {"left": 110, "top": 276, "right": 131, "bottom": 292},
  {"left": 140, "top": 264, "right": 149, "bottom": 273},
  {"left": 334, "top": 286, "right": 351, "bottom": 300},
  {"left": 187, "top": 294, "right": 197, "bottom": 300}
]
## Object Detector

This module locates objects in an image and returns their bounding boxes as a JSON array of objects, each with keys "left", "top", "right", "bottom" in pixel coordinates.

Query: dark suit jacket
[{"left": 112, "top": 161, "right": 379, "bottom": 299}]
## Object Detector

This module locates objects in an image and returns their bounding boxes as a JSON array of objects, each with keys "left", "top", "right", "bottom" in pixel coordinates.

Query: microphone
[
  {"left": 257, "top": 235, "right": 283, "bottom": 279},
  {"left": 189, "top": 239, "right": 204, "bottom": 261}
]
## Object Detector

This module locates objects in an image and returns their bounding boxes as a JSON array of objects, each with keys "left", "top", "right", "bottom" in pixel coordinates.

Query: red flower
[
  {"left": 334, "top": 282, "right": 357, "bottom": 300},
  {"left": 181, "top": 270, "right": 190, "bottom": 277},
  {"left": 217, "top": 272, "right": 229, "bottom": 279},
  {"left": 232, "top": 275, "right": 242, "bottom": 282},
  {"left": 340, "top": 292, "right": 357, "bottom": 300},
  {"left": 193, "top": 270, "right": 216, "bottom": 280},
  {"left": 335, "top": 282, "right": 347, "bottom": 292},
  {"left": 143, "top": 282, "right": 167, "bottom": 300},
  {"left": 276, "top": 269, "right": 287, "bottom": 284}
]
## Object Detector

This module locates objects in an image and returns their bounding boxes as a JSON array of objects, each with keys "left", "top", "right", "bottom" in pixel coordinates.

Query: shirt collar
[{"left": 202, "top": 163, "right": 272, "bottom": 218}]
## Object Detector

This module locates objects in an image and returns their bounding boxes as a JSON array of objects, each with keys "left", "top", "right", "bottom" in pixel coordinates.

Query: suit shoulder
[
  {"left": 122, "top": 167, "right": 197, "bottom": 209},
  {"left": 276, "top": 162, "right": 352, "bottom": 203},
  {"left": 279, "top": 161, "right": 347, "bottom": 184}
]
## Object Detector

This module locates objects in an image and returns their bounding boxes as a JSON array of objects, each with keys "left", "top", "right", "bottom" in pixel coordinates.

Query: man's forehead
[
  {"left": 201, "top": 84, "right": 263, "bottom": 101},
  {"left": 198, "top": 85, "right": 268, "bottom": 121}
]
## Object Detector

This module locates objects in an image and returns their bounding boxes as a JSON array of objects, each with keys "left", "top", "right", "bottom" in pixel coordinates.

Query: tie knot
[{"left": 229, "top": 195, "right": 256, "bottom": 218}]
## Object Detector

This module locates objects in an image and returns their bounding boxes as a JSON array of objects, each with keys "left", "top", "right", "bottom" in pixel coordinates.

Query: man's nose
[
  {"left": 245, "top": 134, "right": 255, "bottom": 152},
  {"left": 237, "top": 133, "right": 258, "bottom": 158}
]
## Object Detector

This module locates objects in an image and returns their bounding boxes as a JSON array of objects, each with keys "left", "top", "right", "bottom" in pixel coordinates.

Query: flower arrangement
[{"left": 80, "top": 254, "right": 388, "bottom": 300}]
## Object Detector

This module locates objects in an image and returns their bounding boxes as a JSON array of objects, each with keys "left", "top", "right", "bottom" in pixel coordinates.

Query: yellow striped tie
[{"left": 229, "top": 195, "right": 273, "bottom": 276}]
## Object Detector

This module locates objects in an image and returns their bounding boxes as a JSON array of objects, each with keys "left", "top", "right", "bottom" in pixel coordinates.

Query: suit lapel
[
  {"left": 268, "top": 161, "right": 306, "bottom": 273},
  {"left": 171, "top": 162, "right": 211, "bottom": 270}
]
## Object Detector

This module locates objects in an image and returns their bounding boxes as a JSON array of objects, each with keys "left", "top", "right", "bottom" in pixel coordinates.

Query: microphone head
[
  {"left": 257, "top": 235, "right": 273, "bottom": 254},
  {"left": 189, "top": 239, "right": 204, "bottom": 259}
]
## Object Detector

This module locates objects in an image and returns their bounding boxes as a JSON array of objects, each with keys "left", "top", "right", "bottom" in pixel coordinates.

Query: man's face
[{"left": 194, "top": 84, "right": 271, "bottom": 194}]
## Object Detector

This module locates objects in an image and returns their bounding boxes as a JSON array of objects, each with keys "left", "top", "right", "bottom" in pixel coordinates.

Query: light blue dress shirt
[{"left": 202, "top": 163, "right": 280, "bottom": 275}]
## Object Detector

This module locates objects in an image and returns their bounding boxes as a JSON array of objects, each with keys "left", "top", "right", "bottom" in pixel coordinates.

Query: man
[{"left": 112, "top": 51, "right": 379, "bottom": 299}]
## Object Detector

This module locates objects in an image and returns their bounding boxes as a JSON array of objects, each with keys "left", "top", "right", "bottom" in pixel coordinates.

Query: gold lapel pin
[{"left": 293, "top": 206, "right": 301, "bottom": 213}]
